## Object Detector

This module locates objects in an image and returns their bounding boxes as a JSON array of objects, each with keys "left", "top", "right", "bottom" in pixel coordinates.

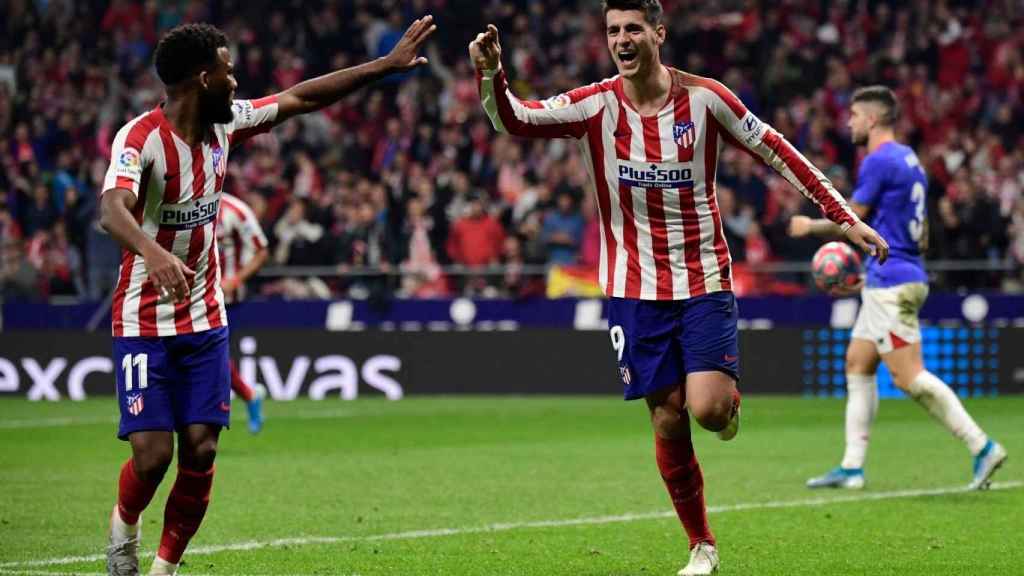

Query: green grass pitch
[{"left": 0, "top": 395, "right": 1020, "bottom": 575}]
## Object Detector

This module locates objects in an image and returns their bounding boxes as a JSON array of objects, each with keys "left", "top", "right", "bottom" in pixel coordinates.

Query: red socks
[
  {"left": 117, "top": 459, "right": 161, "bottom": 525},
  {"left": 229, "top": 359, "right": 254, "bottom": 402},
  {"left": 158, "top": 466, "right": 215, "bottom": 564},
  {"left": 655, "top": 430, "right": 715, "bottom": 548}
]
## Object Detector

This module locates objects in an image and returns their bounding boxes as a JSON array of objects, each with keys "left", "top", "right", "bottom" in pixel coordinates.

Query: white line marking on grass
[
  {"left": 0, "top": 409, "right": 370, "bottom": 430},
  {"left": 3, "top": 480, "right": 1019, "bottom": 569},
  {"left": 0, "top": 416, "right": 119, "bottom": 430}
]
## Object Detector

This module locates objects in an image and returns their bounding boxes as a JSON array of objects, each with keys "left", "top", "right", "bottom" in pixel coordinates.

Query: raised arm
[
  {"left": 471, "top": 25, "right": 595, "bottom": 139},
  {"left": 701, "top": 78, "right": 889, "bottom": 262},
  {"left": 274, "top": 16, "right": 436, "bottom": 122}
]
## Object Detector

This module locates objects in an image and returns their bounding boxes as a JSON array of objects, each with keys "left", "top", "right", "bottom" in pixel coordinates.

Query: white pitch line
[
  {"left": 0, "top": 406, "right": 419, "bottom": 431},
  {"left": 0, "top": 416, "right": 118, "bottom": 430},
  {"left": 2, "top": 480, "right": 1019, "bottom": 570}
]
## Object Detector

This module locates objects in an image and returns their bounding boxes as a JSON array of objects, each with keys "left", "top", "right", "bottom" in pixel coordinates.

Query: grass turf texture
[{"left": 0, "top": 396, "right": 1020, "bottom": 575}]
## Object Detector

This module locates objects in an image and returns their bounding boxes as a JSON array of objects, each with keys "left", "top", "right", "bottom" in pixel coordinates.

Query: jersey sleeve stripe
[
  {"left": 104, "top": 113, "right": 160, "bottom": 196},
  {"left": 691, "top": 75, "right": 748, "bottom": 119},
  {"left": 252, "top": 95, "right": 278, "bottom": 109},
  {"left": 760, "top": 130, "right": 857, "bottom": 227},
  {"left": 478, "top": 68, "right": 589, "bottom": 139}
]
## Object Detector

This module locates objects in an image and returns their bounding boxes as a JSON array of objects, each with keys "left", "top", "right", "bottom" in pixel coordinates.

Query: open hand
[
  {"left": 385, "top": 15, "right": 437, "bottom": 71},
  {"left": 845, "top": 221, "right": 889, "bottom": 264},
  {"left": 469, "top": 24, "right": 502, "bottom": 71},
  {"left": 144, "top": 246, "right": 196, "bottom": 304}
]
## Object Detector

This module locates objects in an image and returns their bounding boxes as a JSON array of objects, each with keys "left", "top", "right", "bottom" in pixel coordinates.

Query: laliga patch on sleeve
[
  {"left": 232, "top": 100, "right": 254, "bottom": 124},
  {"left": 542, "top": 94, "right": 572, "bottom": 110},
  {"left": 740, "top": 112, "right": 767, "bottom": 146},
  {"left": 115, "top": 148, "right": 143, "bottom": 178}
]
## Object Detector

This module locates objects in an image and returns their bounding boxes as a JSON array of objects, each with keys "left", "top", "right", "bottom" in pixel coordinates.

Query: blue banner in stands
[{"left": 3, "top": 294, "right": 1022, "bottom": 331}]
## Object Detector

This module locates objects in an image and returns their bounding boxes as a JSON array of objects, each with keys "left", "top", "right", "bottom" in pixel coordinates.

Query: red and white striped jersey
[
  {"left": 479, "top": 67, "right": 859, "bottom": 300},
  {"left": 217, "top": 193, "right": 268, "bottom": 304},
  {"left": 102, "top": 96, "right": 279, "bottom": 337}
]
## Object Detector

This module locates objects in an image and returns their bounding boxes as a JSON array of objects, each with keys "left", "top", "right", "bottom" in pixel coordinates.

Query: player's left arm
[
  {"left": 704, "top": 80, "right": 888, "bottom": 262},
  {"left": 790, "top": 154, "right": 882, "bottom": 239},
  {"left": 789, "top": 202, "right": 871, "bottom": 240},
  {"left": 274, "top": 16, "right": 436, "bottom": 122}
]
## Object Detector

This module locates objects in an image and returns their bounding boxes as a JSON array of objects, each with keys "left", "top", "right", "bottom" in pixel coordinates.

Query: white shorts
[{"left": 851, "top": 283, "right": 929, "bottom": 355}]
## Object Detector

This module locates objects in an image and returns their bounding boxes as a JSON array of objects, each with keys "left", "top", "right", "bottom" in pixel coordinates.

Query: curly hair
[
  {"left": 602, "top": 0, "right": 663, "bottom": 26},
  {"left": 153, "top": 23, "right": 229, "bottom": 86}
]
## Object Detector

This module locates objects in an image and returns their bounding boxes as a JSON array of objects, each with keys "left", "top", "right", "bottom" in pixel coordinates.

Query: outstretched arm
[
  {"left": 701, "top": 78, "right": 889, "bottom": 262},
  {"left": 471, "top": 24, "right": 597, "bottom": 139},
  {"left": 789, "top": 202, "right": 872, "bottom": 240},
  {"left": 275, "top": 16, "right": 436, "bottom": 122}
]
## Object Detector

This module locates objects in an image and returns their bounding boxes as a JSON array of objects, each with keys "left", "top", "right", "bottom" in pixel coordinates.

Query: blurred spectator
[
  {"left": 1, "top": 0, "right": 1022, "bottom": 300},
  {"left": 21, "top": 182, "right": 57, "bottom": 237},
  {"left": 0, "top": 239, "right": 41, "bottom": 302},
  {"left": 541, "top": 191, "right": 584, "bottom": 265},
  {"left": 273, "top": 198, "right": 324, "bottom": 266},
  {"left": 446, "top": 193, "right": 504, "bottom": 268},
  {"left": 398, "top": 196, "right": 447, "bottom": 298}
]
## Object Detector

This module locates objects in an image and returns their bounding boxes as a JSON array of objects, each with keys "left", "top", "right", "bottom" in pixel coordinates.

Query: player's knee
[
  {"left": 689, "top": 394, "right": 731, "bottom": 432},
  {"left": 890, "top": 369, "right": 921, "bottom": 394},
  {"left": 133, "top": 444, "right": 173, "bottom": 483},
  {"left": 181, "top": 437, "right": 219, "bottom": 471},
  {"left": 651, "top": 406, "right": 688, "bottom": 439},
  {"left": 845, "top": 352, "right": 871, "bottom": 375}
]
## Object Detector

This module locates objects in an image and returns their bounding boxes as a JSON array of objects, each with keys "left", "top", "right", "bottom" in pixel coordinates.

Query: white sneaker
[
  {"left": 107, "top": 505, "right": 141, "bottom": 576},
  {"left": 678, "top": 542, "right": 719, "bottom": 576}
]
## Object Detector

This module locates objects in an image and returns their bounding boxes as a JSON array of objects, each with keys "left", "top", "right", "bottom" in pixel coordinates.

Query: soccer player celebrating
[
  {"left": 100, "top": 18, "right": 435, "bottom": 575},
  {"left": 217, "top": 192, "right": 269, "bottom": 434},
  {"left": 791, "top": 86, "right": 1008, "bottom": 491},
  {"left": 470, "top": 2, "right": 887, "bottom": 574}
]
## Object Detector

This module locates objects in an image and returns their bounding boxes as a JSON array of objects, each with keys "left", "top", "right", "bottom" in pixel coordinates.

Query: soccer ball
[{"left": 811, "top": 241, "right": 863, "bottom": 294}]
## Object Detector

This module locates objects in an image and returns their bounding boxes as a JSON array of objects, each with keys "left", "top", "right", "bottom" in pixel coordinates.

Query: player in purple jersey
[{"left": 790, "top": 86, "right": 1007, "bottom": 491}]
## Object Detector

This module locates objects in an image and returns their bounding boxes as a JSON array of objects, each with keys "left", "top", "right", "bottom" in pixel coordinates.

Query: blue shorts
[
  {"left": 113, "top": 327, "right": 231, "bottom": 440},
  {"left": 608, "top": 292, "right": 739, "bottom": 400}
]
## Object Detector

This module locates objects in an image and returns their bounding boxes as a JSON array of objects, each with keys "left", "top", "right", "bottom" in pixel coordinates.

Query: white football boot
[
  {"left": 679, "top": 542, "right": 720, "bottom": 576},
  {"left": 107, "top": 505, "right": 141, "bottom": 576}
]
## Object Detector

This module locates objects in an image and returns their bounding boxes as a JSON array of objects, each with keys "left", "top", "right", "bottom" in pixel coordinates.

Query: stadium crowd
[{"left": 1, "top": 0, "right": 1022, "bottom": 301}]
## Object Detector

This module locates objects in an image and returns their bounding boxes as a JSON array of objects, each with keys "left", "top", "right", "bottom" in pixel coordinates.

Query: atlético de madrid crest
[
  {"left": 212, "top": 146, "right": 226, "bottom": 177},
  {"left": 673, "top": 121, "right": 695, "bottom": 149}
]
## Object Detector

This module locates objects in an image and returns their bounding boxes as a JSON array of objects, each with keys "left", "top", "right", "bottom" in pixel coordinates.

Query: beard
[
  {"left": 199, "top": 88, "right": 234, "bottom": 124},
  {"left": 851, "top": 130, "right": 868, "bottom": 146}
]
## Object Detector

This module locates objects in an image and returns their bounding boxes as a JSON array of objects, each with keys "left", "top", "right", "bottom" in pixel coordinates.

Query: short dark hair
[
  {"left": 852, "top": 85, "right": 900, "bottom": 126},
  {"left": 602, "top": 0, "right": 664, "bottom": 26},
  {"left": 153, "top": 23, "right": 229, "bottom": 86}
]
